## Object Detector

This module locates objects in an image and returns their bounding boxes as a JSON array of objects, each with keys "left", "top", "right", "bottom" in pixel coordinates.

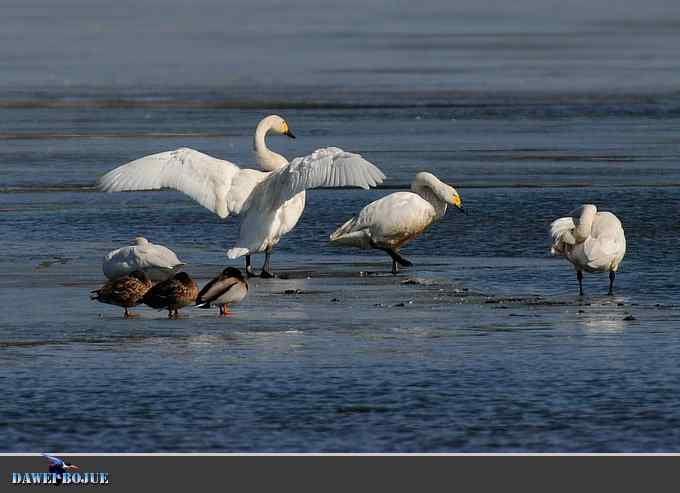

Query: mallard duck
[
  {"left": 142, "top": 272, "right": 198, "bottom": 319},
  {"left": 103, "top": 237, "right": 185, "bottom": 281},
  {"left": 196, "top": 267, "right": 249, "bottom": 316},
  {"left": 90, "top": 270, "right": 152, "bottom": 318}
]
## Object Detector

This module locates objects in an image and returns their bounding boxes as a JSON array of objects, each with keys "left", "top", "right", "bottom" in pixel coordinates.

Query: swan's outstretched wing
[
  {"left": 259, "top": 147, "right": 386, "bottom": 212},
  {"left": 98, "top": 148, "right": 257, "bottom": 219}
]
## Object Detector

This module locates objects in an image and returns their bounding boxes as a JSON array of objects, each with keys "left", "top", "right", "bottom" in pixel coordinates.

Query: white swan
[
  {"left": 330, "top": 172, "right": 464, "bottom": 274},
  {"left": 103, "top": 237, "right": 185, "bottom": 281},
  {"left": 98, "top": 115, "right": 386, "bottom": 278},
  {"left": 550, "top": 204, "right": 626, "bottom": 295}
]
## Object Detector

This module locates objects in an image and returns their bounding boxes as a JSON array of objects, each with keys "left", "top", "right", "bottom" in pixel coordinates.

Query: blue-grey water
[{"left": 2, "top": 0, "right": 680, "bottom": 452}]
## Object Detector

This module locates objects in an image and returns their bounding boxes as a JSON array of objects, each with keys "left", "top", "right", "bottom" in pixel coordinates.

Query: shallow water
[{"left": 2, "top": 0, "right": 680, "bottom": 452}]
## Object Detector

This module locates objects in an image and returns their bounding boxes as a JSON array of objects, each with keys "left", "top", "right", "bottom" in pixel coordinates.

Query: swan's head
[
  {"left": 259, "top": 115, "right": 295, "bottom": 139},
  {"left": 134, "top": 237, "right": 149, "bottom": 246},
  {"left": 412, "top": 172, "right": 465, "bottom": 213}
]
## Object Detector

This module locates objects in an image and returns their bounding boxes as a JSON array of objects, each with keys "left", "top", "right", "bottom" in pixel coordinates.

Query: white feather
[
  {"left": 97, "top": 116, "right": 386, "bottom": 261},
  {"left": 103, "top": 237, "right": 185, "bottom": 281}
]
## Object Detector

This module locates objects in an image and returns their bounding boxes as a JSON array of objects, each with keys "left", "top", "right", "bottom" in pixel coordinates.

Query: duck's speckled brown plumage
[
  {"left": 90, "top": 270, "right": 152, "bottom": 318},
  {"left": 142, "top": 272, "right": 198, "bottom": 318}
]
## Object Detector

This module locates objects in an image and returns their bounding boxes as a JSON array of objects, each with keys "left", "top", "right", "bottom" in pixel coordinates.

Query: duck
[
  {"left": 90, "top": 270, "right": 153, "bottom": 318},
  {"left": 195, "top": 267, "right": 248, "bottom": 316},
  {"left": 550, "top": 204, "right": 626, "bottom": 295},
  {"left": 98, "top": 115, "right": 385, "bottom": 278},
  {"left": 142, "top": 272, "right": 199, "bottom": 319},
  {"left": 330, "top": 172, "right": 464, "bottom": 274},
  {"left": 103, "top": 237, "right": 184, "bottom": 281}
]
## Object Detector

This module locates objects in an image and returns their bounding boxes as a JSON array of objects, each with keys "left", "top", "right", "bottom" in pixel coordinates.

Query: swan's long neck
[
  {"left": 412, "top": 185, "right": 447, "bottom": 219},
  {"left": 253, "top": 120, "right": 288, "bottom": 171},
  {"left": 574, "top": 206, "right": 596, "bottom": 242}
]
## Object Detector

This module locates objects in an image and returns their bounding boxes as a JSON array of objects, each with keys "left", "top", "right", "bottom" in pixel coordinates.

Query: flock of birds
[{"left": 90, "top": 115, "right": 627, "bottom": 319}]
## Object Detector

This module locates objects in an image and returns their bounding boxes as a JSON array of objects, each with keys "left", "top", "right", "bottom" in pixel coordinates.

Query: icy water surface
[{"left": 2, "top": 0, "right": 680, "bottom": 452}]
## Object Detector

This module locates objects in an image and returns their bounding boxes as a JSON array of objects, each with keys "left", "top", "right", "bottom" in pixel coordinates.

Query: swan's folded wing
[
  {"left": 260, "top": 147, "right": 386, "bottom": 212},
  {"left": 98, "top": 148, "right": 247, "bottom": 219},
  {"left": 135, "top": 245, "right": 184, "bottom": 269}
]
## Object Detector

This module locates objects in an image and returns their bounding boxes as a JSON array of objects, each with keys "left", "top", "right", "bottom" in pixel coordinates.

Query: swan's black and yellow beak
[
  {"left": 452, "top": 195, "right": 466, "bottom": 214},
  {"left": 282, "top": 121, "right": 296, "bottom": 139}
]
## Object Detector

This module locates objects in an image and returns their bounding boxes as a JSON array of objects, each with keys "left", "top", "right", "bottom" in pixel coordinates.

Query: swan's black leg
[
  {"left": 577, "top": 270, "right": 584, "bottom": 296},
  {"left": 371, "top": 241, "right": 412, "bottom": 275},
  {"left": 608, "top": 271, "right": 615, "bottom": 296},
  {"left": 260, "top": 247, "right": 275, "bottom": 279},
  {"left": 245, "top": 255, "right": 256, "bottom": 278}
]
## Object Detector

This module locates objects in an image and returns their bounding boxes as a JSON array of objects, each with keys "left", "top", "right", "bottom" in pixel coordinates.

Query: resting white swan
[
  {"left": 550, "top": 204, "right": 626, "bottom": 295},
  {"left": 98, "top": 115, "right": 386, "bottom": 278},
  {"left": 103, "top": 237, "right": 185, "bottom": 281},
  {"left": 330, "top": 172, "right": 464, "bottom": 274}
]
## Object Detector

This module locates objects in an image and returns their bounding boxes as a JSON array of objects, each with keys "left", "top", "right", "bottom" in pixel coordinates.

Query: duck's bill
[{"left": 284, "top": 130, "right": 296, "bottom": 139}]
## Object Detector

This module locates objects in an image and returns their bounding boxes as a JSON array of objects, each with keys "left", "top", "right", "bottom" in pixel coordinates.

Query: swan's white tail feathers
[
  {"left": 549, "top": 217, "right": 575, "bottom": 255},
  {"left": 329, "top": 217, "right": 358, "bottom": 242},
  {"left": 227, "top": 248, "right": 250, "bottom": 259}
]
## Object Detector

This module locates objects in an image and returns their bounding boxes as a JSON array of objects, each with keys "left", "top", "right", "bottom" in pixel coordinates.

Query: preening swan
[
  {"left": 98, "top": 115, "right": 385, "bottom": 278},
  {"left": 330, "top": 172, "right": 464, "bottom": 274},
  {"left": 550, "top": 204, "right": 626, "bottom": 295},
  {"left": 103, "top": 237, "right": 185, "bottom": 281}
]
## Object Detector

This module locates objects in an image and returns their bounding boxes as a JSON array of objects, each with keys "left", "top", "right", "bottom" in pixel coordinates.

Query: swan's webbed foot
[{"left": 260, "top": 269, "right": 276, "bottom": 279}]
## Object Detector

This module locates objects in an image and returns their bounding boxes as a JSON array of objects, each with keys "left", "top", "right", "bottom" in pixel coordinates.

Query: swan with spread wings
[{"left": 98, "top": 115, "right": 385, "bottom": 278}]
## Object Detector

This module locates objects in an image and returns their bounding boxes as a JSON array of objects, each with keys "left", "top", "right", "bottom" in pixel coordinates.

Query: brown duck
[
  {"left": 196, "top": 267, "right": 249, "bottom": 316},
  {"left": 90, "top": 270, "right": 153, "bottom": 318},
  {"left": 142, "top": 272, "right": 198, "bottom": 319}
]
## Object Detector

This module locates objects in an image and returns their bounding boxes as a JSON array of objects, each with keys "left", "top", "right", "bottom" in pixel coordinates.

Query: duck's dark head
[
  {"left": 129, "top": 270, "right": 149, "bottom": 283},
  {"left": 174, "top": 272, "right": 193, "bottom": 285},
  {"left": 221, "top": 267, "right": 245, "bottom": 280}
]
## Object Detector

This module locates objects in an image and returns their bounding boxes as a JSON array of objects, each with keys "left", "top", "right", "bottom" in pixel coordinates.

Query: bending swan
[
  {"left": 98, "top": 115, "right": 386, "bottom": 278},
  {"left": 550, "top": 204, "right": 626, "bottom": 295},
  {"left": 330, "top": 172, "right": 464, "bottom": 274},
  {"left": 103, "top": 237, "right": 184, "bottom": 281}
]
